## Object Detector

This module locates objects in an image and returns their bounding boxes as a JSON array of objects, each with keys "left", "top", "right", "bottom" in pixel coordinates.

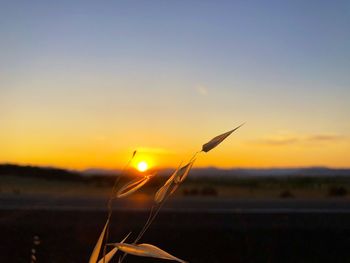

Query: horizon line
[{"left": 1, "top": 162, "right": 350, "bottom": 171}]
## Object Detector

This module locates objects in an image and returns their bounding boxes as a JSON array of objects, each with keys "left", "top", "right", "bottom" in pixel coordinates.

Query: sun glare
[{"left": 137, "top": 161, "right": 148, "bottom": 172}]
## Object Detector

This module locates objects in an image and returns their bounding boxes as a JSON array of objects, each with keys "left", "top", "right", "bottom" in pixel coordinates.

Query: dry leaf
[
  {"left": 173, "top": 159, "right": 196, "bottom": 184},
  {"left": 154, "top": 181, "right": 173, "bottom": 204},
  {"left": 169, "top": 183, "right": 179, "bottom": 195},
  {"left": 155, "top": 160, "right": 195, "bottom": 203},
  {"left": 97, "top": 232, "right": 131, "bottom": 263},
  {"left": 154, "top": 165, "right": 182, "bottom": 203},
  {"left": 98, "top": 248, "right": 118, "bottom": 263},
  {"left": 202, "top": 123, "right": 244, "bottom": 152},
  {"left": 109, "top": 242, "right": 187, "bottom": 263},
  {"left": 89, "top": 218, "right": 109, "bottom": 263}
]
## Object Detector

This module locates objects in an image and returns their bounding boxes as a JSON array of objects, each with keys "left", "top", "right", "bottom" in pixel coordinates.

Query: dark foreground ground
[{"left": 1, "top": 196, "right": 350, "bottom": 263}]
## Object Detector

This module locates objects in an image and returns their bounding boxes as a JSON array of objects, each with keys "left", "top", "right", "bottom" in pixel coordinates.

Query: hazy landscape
[
  {"left": 1, "top": 164, "right": 350, "bottom": 200},
  {"left": 2, "top": 0, "right": 350, "bottom": 262},
  {"left": 1, "top": 164, "right": 350, "bottom": 262}
]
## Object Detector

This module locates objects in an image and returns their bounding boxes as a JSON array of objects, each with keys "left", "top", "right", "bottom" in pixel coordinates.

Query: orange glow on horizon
[
  {"left": 1, "top": 130, "right": 350, "bottom": 170},
  {"left": 1, "top": 1, "right": 350, "bottom": 171}
]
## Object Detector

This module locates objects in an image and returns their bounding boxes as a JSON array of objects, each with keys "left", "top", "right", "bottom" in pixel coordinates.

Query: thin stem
[
  {"left": 189, "top": 150, "right": 201, "bottom": 162},
  {"left": 102, "top": 151, "right": 136, "bottom": 263},
  {"left": 119, "top": 183, "right": 173, "bottom": 263},
  {"left": 119, "top": 151, "right": 200, "bottom": 263}
]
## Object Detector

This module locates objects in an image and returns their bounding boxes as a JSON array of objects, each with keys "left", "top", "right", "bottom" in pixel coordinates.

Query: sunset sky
[{"left": 1, "top": 1, "right": 349, "bottom": 169}]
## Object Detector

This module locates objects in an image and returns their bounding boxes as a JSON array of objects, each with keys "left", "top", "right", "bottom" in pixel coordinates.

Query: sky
[{"left": 1, "top": 0, "right": 349, "bottom": 170}]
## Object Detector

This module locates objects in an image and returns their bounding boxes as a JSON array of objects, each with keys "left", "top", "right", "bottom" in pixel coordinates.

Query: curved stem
[
  {"left": 119, "top": 150, "right": 201, "bottom": 263},
  {"left": 119, "top": 184, "right": 173, "bottom": 263},
  {"left": 102, "top": 151, "right": 136, "bottom": 263}
]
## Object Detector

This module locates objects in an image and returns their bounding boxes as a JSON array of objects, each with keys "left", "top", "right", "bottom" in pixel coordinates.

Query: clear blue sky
[{"left": 1, "top": 0, "right": 349, "bottom": 168}]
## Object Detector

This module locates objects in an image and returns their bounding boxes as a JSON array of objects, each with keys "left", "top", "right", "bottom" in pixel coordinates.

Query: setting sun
[{"left": 137, "top": 161, "right": 148, "bottom": 172}]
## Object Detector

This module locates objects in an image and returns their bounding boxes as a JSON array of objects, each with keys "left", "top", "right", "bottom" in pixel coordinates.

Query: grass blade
[
  {"left": 154, "top": 164, "right": 182, "bottom": 203},
  {"left": 202, "top": 123, "right": 244, "bottom": 152},
  {"left": 89, "top": 218, "right": 109, "bottom": 263},
  {"left": 117, "top": 174, "right": 155, "bottom": 198},
  {"left": 155, "top": 159, "right": 195, "bottom": 203},
  {"left": 155, "top": 181, "right": 173, "bottom": 204},
  {"left": 98, "top": 232, "right": 131, "bottom": 263},
  {"left": 109, "top": 243, "right": 187, "bottom": 263},
  {"left": 98, "top": 248, "right": 118, "bottom": 263},
  {"left": 173, "top": 159, "right": 196, "bottom": 184}
]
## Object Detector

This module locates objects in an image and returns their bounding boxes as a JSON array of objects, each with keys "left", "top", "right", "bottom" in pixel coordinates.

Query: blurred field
[
  {"left": 1, "top": 171, "right": 350, "bottom": 200},
  {"left": 2, "top": 165, "right": 350, "bottom": 262},
  {"left": 2, "top": 205, "right": 350, "bottom": 263}
]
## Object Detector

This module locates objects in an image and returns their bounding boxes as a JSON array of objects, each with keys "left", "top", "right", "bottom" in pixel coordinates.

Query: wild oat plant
[{"left": 89, "top": 124, "right": 244, "bottom": 263}]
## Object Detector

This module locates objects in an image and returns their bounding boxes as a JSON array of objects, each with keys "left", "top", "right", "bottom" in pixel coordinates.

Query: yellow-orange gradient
[
  {"left": 1, "top": 1, "right": 350, "bottom": 169},
  {"left": 1, "top": 120, "right": 349, "bottom": 169}
]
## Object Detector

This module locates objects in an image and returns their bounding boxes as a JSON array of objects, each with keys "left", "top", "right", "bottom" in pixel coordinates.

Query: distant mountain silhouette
[
  {"left": 189, "top": 167, "right": 350, "bottom": 177},
  {"left": 0, "top": 164, "right": 83, "bottom": 181},
  {"left": 1, "top": 163, "right": 350, "bottom": 180},
  {"left": 82, "top": 168, "right": 121, "bottom": 176}
]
